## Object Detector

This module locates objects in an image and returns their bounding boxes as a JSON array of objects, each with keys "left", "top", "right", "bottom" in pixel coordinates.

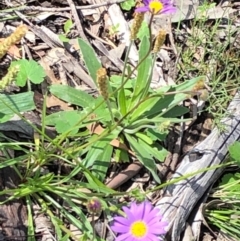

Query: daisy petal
[
  {"left": 115, "top": 232, "right": 132, "bottom": 241},
  {"left": 111, "top": 224, "right": 129, "bottom": 233},
  {"left": 161, "top": 5, "right": 177, "bottom": 14},
  {"left": 114, "top": 216, "right": 132, "bottom": 226},
  {"left": 143, "top": 0, "right": 150, "bottom": 5},
  {"left": 123, "top": 206, "right": 136, "bottom": 221},
  {"left": 147, "top": 216, "right": 162, "bottom": 225},
  {"left": 150, "top": 226, "right": 168, "bottom": 235},
  {"left": 142, "top": 201, "right": 153, "bottom": 219},
  {"left": 145, "top": 210, "right": 161, "bottom": 222},
  {"left": 135, "top": 6, "right": 149, "bottom": 12}
]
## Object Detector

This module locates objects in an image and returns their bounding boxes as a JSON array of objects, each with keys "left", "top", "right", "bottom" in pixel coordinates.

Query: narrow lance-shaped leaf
[
  {"left": 125, "top": 134, "right": 161, "bottom": 183},
  {"left": 49, "top": 84, "right": 96, "bottom": 108},
  {"left": 130, "top": 76, "right": 204, "bottom": 121},
  {"left": 78, "top": 38, "right": 102, "bottom": 85},
  {"left": 129, "top": 35, "right": 152, "bottom": 110}
]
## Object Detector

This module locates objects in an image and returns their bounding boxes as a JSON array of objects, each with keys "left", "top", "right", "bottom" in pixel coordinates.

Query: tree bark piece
[
  {"left": 0, "top": 167, "right": 27, "bottom": 241},
  {"left": 156, "top": 91, "right": 240, "bottom": 241}
]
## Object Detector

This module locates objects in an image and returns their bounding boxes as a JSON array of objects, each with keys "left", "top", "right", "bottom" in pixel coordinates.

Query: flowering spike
[
  {"left": 0, "top": 25, "right": 28, "bottom": 59},
  {"left": 192, "top": 78, "right": 205, "bottom": 91},
  {"left": 135, "top": 0, "right": 176, "bottom": 15},
  {"left": 130, "top": 12, "right": 144, "bottom": 40},
  {"left": 96, "top": 68, "right": 108, "bottom": 100},
  {"left": 0, "top": 65, "right": 19, "bottom": 90},
  {"left": 153, "top": 29, "right": 167, "bottom": 53},
  {"left": 111, "top": 201, "right": 168, "bottom": 240}
]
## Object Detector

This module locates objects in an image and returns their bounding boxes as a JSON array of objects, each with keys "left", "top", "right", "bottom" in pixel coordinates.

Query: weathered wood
[
  {"left": 156, "top": 91, "right": 240, "bottom": 241},
  {"left": 0, "top": 167, "right": 27, "bottom": 241}
]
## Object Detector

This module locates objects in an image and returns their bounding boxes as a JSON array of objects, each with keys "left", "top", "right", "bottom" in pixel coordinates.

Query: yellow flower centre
[
  {"left": 149, "top": 0, "right": 163, "bottom": 14},
  {"left": 130, "top": 221, "right": 148, "bottom": 238}
]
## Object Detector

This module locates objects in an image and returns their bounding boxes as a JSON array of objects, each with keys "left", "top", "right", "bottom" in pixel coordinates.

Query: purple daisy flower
[
  {"left": 136, "top": 0, "right": 176, "bottom": 15},
  {"left": 111, "top": 201, "right": 168, "bottom": 241}
]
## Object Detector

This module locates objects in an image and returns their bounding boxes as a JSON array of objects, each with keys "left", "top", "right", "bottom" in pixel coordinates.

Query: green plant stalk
[
  {"left": 27, "top": 78, "right": 31, "bottom": 92},
  {"left": 26, "top": 196, "right": 35, "bottom": 241},
  {"left": 41, "top": 92, "right": 48, "bottom": 143},
  {"left": 59, "top": 87, "right": 199, "bottom": 156},
  {"left": 147, "top": 161, "right": 231, "bottom": 195},
  {"left": 118, "top": 13, "right": 154, "bottom": 115},
  {"left": 137, "top": 13, "right": 154, "bottom": 101},
  {"left": 55, "top": 29, "right": 158, "bottom": 146},
  {"left": 0, "top": 96, "right": 105, "bottom": 185},
  {"left": 118, "top": 41, "right": 133, "bottom": 115},
  {"left": 91, "top": 214, "right": 96, "bottom": 241},
  {"left": 128, "top": 14, "right": 155, "bottom": 111},
  {"left": 0, "top": 161, "right": 232, "bottom": 204},
  {"left": 34, "top": 193, "right": 80, "bottom": 240},
  {"left": 106, "top": 98, "right": 114, "bottom": 123},
  {"left": 1, "top": 147, "right": 23, "bottom": 179}
]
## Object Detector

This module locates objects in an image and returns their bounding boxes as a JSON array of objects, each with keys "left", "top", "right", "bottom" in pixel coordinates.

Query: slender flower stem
[
  {"left": 118, "top": 41, "right": 133, "bottom": 115},
  {"left": 106, "top": 99, "right": 114, "bottom": 122},
  {"left": 91, "top": 214, "right": 96, "bottom": 241},
  {"left": 121, "top": 41, "right": 133, "bottom": 85}
]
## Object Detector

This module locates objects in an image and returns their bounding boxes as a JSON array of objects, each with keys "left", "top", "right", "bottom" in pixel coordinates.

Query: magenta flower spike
[
  {"left": 111, "top": 201, "right": 168, "bottom": 241},
  {"left": 136, "top": 0, "right": 176, "bottom": 15}
]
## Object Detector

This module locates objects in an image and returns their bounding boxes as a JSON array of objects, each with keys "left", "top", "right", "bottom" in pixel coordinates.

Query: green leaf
[
  {"left": 45, "top": 111, "right": 85, "bottom": 134},
  {"left": 92, "top": 144, "right": 113, "bottom": 181},
  {"left": 229, "top": 141, "right": 240, "bottom": 162},
  {"left": 220, "top": 173, "right": 238, "bottom": 186},
  {"left": 83, "top": 130, "right": 120, "bottom": 180},
  {"left": 114, "top": 148, "right": 129, "bottom": 163},
  {"left": 64, "top": 19, "right": 73, "bottom": 33},
  {"left": 162, "top": 105, "right": 189, "bottom": 117},
  {"left": 125, "top": 134, "right": 161, "bottom": 183},
  {"left": 45, "top": 110, "right": 78, "bottom": 126},
  {"left": 0, "top": 91, "right": 35, "bottom": 117},
  {"left": 120, "top": 0, "right": 135, "bottom": 10},
  {"left": 146, "top": 128, "right": 167, "bottom": 141},
  {"left": 110, "top": 75, "right": 133, "bottom": 89},
  {"left": 118, "top": 89, "right": 127, "bottom": 115},
  {"left": 78, "top": 38, "right": 101, "bottom": 84},
  {"left": 135, "top": 132, "right": 153, "bottom": 145},
  {"left": 59, "top": 34, "right": 70, "bottom": 43},
  {"left": 0, "top": 155, "right": 26, "bottom": 169},
  {"left": 129, "top": 36, "right": 152, "bottom": 109},
  {"left": 130, "top": 76, "right": 203, "bottom": 121},
  {"left": 49, "top": 84, "right": 96, "bottom": 108},
  {"left": 12, "top": 59, "right": 46, "bottom": 86},
  {"left": 137, "top": 21, "right": 150, "bottom": 40},
  {"left": 138, "top": 139, "right": 168, "bottom": 162}
]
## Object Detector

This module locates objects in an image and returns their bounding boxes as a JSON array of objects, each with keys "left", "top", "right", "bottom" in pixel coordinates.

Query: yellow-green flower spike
[{"left": 153, "top": 29, "right": 167, "bottom": 53}]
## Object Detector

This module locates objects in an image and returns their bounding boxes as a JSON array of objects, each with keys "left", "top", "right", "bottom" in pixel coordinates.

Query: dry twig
[{"left": 0, "top": 0, "right": 126, "bottom": 13}]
